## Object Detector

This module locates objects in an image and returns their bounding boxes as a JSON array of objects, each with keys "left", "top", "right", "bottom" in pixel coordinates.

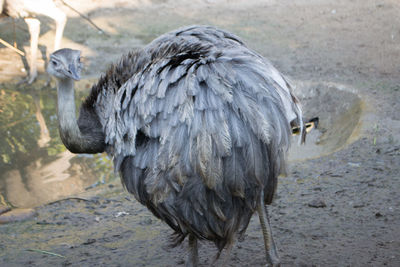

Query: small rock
[
  {"left": 372, "top": 166, "right": 384, "bottom": 171},
  {"left": 94, "top": 211, "right": 103, "bottom": 216},
  {"left": 37, "top": 220, "right": 52, "bottom": 225},
  {"left": 0, "top": 208, "right": 37, "bottom": 224},
  {"left": 348, "top": 162, "right": 361, "bottom": 167},
  {"left": 140, "top": 217, "right": 153, "bottom": 225},
  {"left": 115, "top": 211, "right": 129, "bottom": 218},
  {"left": 176, "top": 259, "right": 185, "bottom": 265},
  {"left": 82, "top": 238, "right": 96, "bottom": 245},
  {"left": 308, "top": 198, "right": 327, "bottom": 208},
  {"left": 62, "top": 260, "right": 72, "bottom": 266}
]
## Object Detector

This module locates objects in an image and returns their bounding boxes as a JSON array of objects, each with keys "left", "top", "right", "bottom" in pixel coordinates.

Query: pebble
[
  {"left": 82, "top": 238, "right": 96, "bottom": 245},
  {"left": 308, "top": 198, "right": 327, "bottom": 208}
]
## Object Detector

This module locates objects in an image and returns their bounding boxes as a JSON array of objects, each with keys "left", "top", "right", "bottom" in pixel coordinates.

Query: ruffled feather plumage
[{"left": 83, "top": 25, "right": 303, "bottom": 254}]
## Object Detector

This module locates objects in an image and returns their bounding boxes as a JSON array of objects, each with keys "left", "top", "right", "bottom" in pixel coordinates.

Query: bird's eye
[{"left": 51, "top": 60, "right": 58, "bottom": 66}]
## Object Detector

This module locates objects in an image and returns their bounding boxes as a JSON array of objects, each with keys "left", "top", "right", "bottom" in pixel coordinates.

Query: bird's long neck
[{"left": 56, "top": 78, "right": 103, "bottom": 154}]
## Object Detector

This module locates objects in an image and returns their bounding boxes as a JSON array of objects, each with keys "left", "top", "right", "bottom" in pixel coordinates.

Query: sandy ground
[{"left": 0, "top": 0, "right": 399, "bottom": 266}]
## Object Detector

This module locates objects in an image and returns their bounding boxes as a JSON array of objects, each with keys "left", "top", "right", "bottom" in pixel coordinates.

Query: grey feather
[{"left": 82, "top": 25, "right": 304, "bottom": 255}]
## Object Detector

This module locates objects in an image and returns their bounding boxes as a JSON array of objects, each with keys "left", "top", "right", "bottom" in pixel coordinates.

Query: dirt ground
[{"left": 0, "top": 0, "right": 399, "bottom": 266}]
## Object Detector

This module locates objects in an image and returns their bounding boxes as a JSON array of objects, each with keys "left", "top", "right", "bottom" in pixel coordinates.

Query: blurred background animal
[{"left": 0, "top": 0, "right": 66, "bottom": 83}]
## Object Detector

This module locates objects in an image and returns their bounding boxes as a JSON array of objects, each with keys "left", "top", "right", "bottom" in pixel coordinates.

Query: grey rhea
[
  {"left": 1, "top": 0, "right": 66, "bottom": 83},
  {"left": 47, "top": 25, "right": 305, "bottom": 266}
]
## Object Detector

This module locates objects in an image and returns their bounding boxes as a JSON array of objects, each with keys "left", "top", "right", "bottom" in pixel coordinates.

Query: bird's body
[
  {"left": 1, "top": 0, "right": 66, "bottom": 83},
  {"left": 47, "top": 25, "right": 304, "bottom": 266}
]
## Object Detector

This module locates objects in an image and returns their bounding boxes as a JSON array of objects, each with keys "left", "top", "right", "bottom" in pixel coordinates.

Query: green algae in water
[{"left": 0, "top": 81, "right": 116, "bottom": 208}]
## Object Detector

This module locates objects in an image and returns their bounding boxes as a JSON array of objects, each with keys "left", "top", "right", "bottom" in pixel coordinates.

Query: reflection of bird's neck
[{"left": 34, "top": 95, "right": 51, "bottom": 148}]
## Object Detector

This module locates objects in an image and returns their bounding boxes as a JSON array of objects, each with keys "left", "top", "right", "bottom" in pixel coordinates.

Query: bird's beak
[
  {"left": 291, "top": 117, "right": 319, "bottom": 144},
  {"left": 68, "top": 63, "right": 81, "bottom": 81}
]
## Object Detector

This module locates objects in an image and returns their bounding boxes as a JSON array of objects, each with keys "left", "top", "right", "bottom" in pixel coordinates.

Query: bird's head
[{"left": 47, "top": 48, "right": 82, "bottom": 81}]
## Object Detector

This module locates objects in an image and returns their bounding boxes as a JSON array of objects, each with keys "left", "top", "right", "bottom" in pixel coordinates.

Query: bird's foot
[
  {"left": 17, "top": 73, "right": 37, "bottom": 85},
  {"left": 26, "top": 73, "right": 37, "bottom": 84},
  {"left": 266, "top": 254, "right": 281, "bottom": 267}
]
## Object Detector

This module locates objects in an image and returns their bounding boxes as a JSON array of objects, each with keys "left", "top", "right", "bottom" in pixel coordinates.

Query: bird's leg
[
  {"left": 42, "top": 6, "right": 66, "bottom": 86},
  {"left": 257, "top": 192, "right": 280, "bottom": 266},
  {"left": 30, "top": 3, "right": 66, "bottom": 51},
  {"left": 237, "top": 218, "right": 252, "bottom": 242},
  {"left": 186, "top": 234, "right": 199, "bottom": 267},
  {"left": 24, "top": 18, "right": 40, "bottom": 84},
  {"left": 13, "top": 19, "right": 17, "bottom": 48},
  {"left": 49, "top": 13, "right": 66, "bottom": 85},
  {"left": 218, "top": 241, "right": 235, "bottom": 267},
  {"left": 34, "top": 94, "right": 51, "bottom": 147},
  {"left": 264, "top": 205, "right": 280, "bottom": 265},
  {"left": 51, "top": 11, "right": 67, "bottom": 51}
]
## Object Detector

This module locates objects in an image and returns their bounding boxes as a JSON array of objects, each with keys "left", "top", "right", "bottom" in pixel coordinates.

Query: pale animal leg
[
  {"left": 24, "top": 18, "right": 40, "bottom": 84},
  {"left": 48, "top": 9, "right": 66, "bottom": 51},
  {"left": 257, "top": 191, "right": 280, "bottom": 266}
]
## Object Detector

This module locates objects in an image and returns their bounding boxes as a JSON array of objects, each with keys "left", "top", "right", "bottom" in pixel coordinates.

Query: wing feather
[{"left": 93, "top": 25, "right": 304, "bottom": 248}]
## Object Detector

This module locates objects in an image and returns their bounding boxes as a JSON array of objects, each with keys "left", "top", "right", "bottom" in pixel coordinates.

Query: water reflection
[{"left": 0, "top": 82, "right": 115, "bottom": 208}]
